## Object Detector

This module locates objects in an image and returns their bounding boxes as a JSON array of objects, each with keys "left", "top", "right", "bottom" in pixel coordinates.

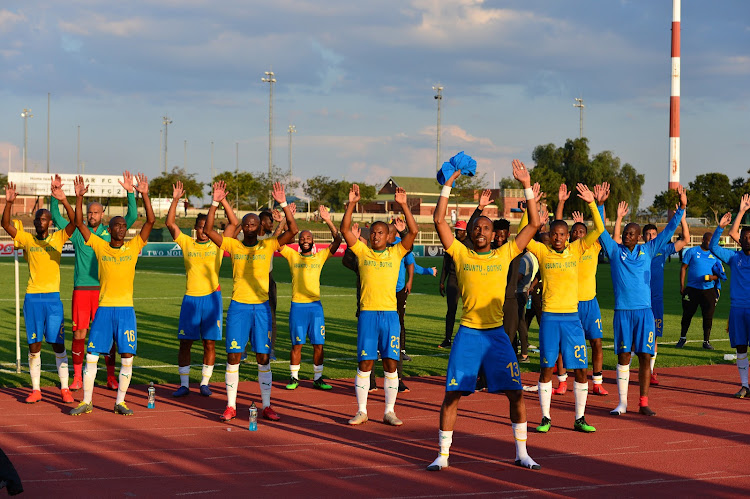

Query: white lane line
[
  {"left": 92, "top": 438, "right": 130, "bottom": 443},
  {"left": 665, "top": 439, "right": 693, "bottom": 445},
  {"left": 175, "top": 490, "right": 221, "bottom": 496},
  {"left": 340, "top": 473, "right": 379, "bottom": 479},
  {"left": 46, "top": 467, "right": 87, "bottom": 473},
  {"left": 261, "top": 481, "right": 301, "bottom": 487},
  {"left": 695, "top": 471, "right": 725, "bottom": 476},
  {"left": 128, "top": 461, "right": 167, "bottom": 467},
  {"left": 18, "top": 443, "right": 55, "bottom": 448}
]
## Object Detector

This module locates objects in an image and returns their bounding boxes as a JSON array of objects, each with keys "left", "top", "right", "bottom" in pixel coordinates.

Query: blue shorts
[
  {"left": 88, "top": 306, "right": 138, "bottom": 356},
  {"left": 539, "top": 312, "right": 588, "bottom": 369},
  {"left": 357, "top": 311, "right": 400, "bottom": 361},
  {"left": 728, "top": 307, "right": 750, "bottom": 349},
  {"left": 289, "top": 301, "right": 326, "bottom": 346},
  {"left": 578, "top": 298, "right": 603, "bottom": 340},
  {"left": 613, "top": 309, "right": 656, "bottom": 355},
  {"left": 23, "top": 293, "right": 64, "bottom": 345},
  {"left": 178, "top": 291, "right": 223, "bottom": 341},
  {"left": 445, "top": 325, "right": 521, "bottom": 394},
  {"left": 651, "top": 299, "right": 664, "bottom": 337},
  {"left": 226, "top": 301, "right": 272, "bottom": 355}
]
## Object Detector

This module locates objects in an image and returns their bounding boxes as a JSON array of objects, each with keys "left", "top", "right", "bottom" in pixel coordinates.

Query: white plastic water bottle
[
  {"left": 147, "top": 382, "right": 156, "bottom": 409},
  {"left": 248, "top": 402, "right": 258, "bottom": 431}
]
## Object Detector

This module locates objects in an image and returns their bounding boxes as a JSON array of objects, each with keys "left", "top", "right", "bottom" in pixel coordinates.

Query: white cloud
[{"left": 0, "top": 9, "right": 24, "bottom": 32}]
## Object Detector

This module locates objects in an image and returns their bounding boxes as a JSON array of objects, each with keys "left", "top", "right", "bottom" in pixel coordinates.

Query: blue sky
[{"left": 1, "top": 0, "right": 748, "bottom": 205}]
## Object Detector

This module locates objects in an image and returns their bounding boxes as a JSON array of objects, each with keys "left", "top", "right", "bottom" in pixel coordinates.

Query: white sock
[
  {"left": 538, "top": 381, "right": 552, "bottom": 419},
  {"left": 178, "top": 365, "right": 190, "bottom": 387},
  {"left": 29, "top": 351, "right": 41, "bottom": 391},
  {"left": 55, "top": 350, "right": 69, "bottom": 390},
  {"left": 429, "top": 430, "right": 452, "bottom": 469},
  {"left": 83, "top": 354, "right": 99, "bottom": 404},
  {"left": 615, "top": 364, "right": 629, "bottom": 411},
  {"left": 650, "top": 351, "right": 657, "bottom": 372},
  {"left": 225, "top": 363, "right": 240, "bottom": 408},
  {"left": 512, "top": 422, "right": 528, "bottom": 460},
  {"left": 355, "top": 369, "right": 371, "bottom": 413},
  {"left": 384, "top": 370, "right": 399, "bottom": 414},
  {"left": 116, "top": 357, "right": 133, "bottom": 404},
  {"left": 313, "top": 364, "right": 324, "bottom": 381},
  {"left": 201, "top": 364, "right": 214, "bottom": 386},
  {"left": 737, "top": 353, "right": 749, "bottom": 387},
  {"left": 557, "top": 373, "right": 568, "bottom": 383},
  {"left": 592, "top": 373, "right": 603, "bottom": 385},
  {"left": 290, "top": 364, "right": 300, "bottom": 380},
  {"left": 574, "top": 381, "right": 588, "bottom": 419},
  {"left": 258, "top": 363, "right": 272, "bottom": 408}
]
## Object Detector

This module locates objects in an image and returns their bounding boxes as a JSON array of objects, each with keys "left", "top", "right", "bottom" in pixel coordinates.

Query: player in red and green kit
[
  {"left": 50, "top": 172, "right": 138, "bottom": 391},
  {"left": 2, "top": 179, "right": 77, "bottom": 404}
]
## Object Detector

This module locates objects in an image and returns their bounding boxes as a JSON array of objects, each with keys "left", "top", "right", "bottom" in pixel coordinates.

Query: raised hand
[
  {"left": 272, "top": 209, "right": 284, "bottom": 222},
  {"left": 394, "top": 187, "right": 407, "bottom": 205},
  {"left": 172, "top": 180, "right": 185, "bottom": 200},
  {"left": 558, "top": 183, "right": 571, "bottom": 202},
  {"left": 51, "top": 176, "right": 67, "bottom": 201},
  {"left": 318, "top": 205, "right": 331, "bottom": 221},
  {"left": 271, "top": 182, "right": 286, "bottom": 204},
  {"left": 617, "top": 201, "right": 629, "bottom": 219},
  {"left": 289, "top": 203, "right": 297, "bottom": 216},
  {"left": 134, "top": 173, "right": 149, "bottom": 195},
  {"left": 595, "top": 182, "right": 610, "bottom": 205},
  {"left": 5, "top": 182, "right": 18, "bottom": 203},
  {"left": 212, "top": 181, "right": 227, "bottom": 202},
  {"left": 349, "top": 184, "right": 361, "bottom": 204},
  {"left": 540, "top": 207, "right": 549, "bottom": 227},
  {"left": 719, "top": 212, "right": 732, "bottom": 228},
  {"left": 119, "top": 171, "right": 135, "bottom": 193},
  {"left": 351, "top": 222, "right": 361, "bottom": 240},
  {"left": 677, "top": 184, "right": 687, "bottom": 208},
  {"left": 532, "top": 182, "right": 544, "bottom": 205},
  {"left": 74, "top": 176, "right": 88, "bottom": 197},
  {"left": 572, "top": 211, "right": 584, "bottom": 223},
  {"left": 479, "top": 189, "right": 494, "bottom": 209},
  {"left": 429, "top": 266, "right": 437, "bottom": 277},
  {"left": 393, "top": 217, "right": 406, "bottom": 232},
  {"left": 512, "top": 159, "right": 531, "bottom": 187},
  {"left": 739, "top": 194, "right": 750, "bottom": 213},
  {"left": 576, "top": 183, "right": 595, "bottom": 204}
]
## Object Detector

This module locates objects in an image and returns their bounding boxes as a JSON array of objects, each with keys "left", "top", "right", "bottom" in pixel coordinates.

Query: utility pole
[
  {"left": 162, "top": 115, "right": 172, "bottom": 174},
  {"left": 433, "top": 85, "right": 443, "bottom": 171},
  {"left": 77, "top": 125, "right": 80, "bottom": 174},
  {"left": 210, "top": 140, "right": 215, "bottom": 182},
  {"left": 668, "top": 0, "right": 681, "bottom": 192},
  {"left": 47, "top": 93, "right": 50, "bottom": 173},
  {"left": 235, "top": 142, "right": 239, "bottom": 212},
  {"left": 184, "top": 139, "right": 187, "bottom": 171},
  {"left": 574, "top": 98, "right": 585, "bottom": 138},
  {"left": 21, "top": 109, "right": 32, "bottom": 173},
  {"left": 262, "top": 71, "right": 276, "bottom": 177},
  {"left": 288, "top": 125, "right": 296, "bottom": 176}
]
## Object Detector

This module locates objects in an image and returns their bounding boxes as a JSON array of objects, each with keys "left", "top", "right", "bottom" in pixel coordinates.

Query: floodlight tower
[
  {"left": 574, "top": 98, "right": 585, "bottom": 138},
  {"left": 433, "top": 85, "right": 443, "bottom": 171},
  {"left": 162, "top": 115, "right": 173, "bottom": 174},
  {"left": 288, "top": 125, "right": 296, "bottom": 176},
  {"left": 668, "top": 0, "right": 681, "bottom": 191},
  {"left": 262, "top": 71, "right": 276, "bottom": 177},
  {"left": 20, "top": 109, "right": 33, "bottom": 173}
]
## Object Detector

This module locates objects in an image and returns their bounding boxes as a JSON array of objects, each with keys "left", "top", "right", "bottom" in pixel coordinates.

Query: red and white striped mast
[{"left": 668, "top": 0, "right": 681, "bottom": 191}]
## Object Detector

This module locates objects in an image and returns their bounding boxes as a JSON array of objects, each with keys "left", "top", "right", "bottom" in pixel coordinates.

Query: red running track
[{"left": 1, "top": 364, "right": 749, "bottom": 498}]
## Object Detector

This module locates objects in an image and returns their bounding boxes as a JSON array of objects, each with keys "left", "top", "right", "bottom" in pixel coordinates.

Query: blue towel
[
  {"left": 712, "top": 260, "right": 727, "bottom": 290},
  {"left": 437, "top": 151, "right": 477, "bottom": 186}
]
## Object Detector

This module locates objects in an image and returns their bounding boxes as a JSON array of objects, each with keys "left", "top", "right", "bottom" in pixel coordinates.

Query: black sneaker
[
  {"left": 675, "top": 337, "right": 687, "bottom": 348},
  {"left": 438, "top": 339, "right": 452, "bottom": 349},
  {"left": 401, "top": 350, "right": 412, "bottom": 361},
  {"left": 703, "top": 341, "right": 714, "bottom": 350},
  {"left": 398, "top": 380, "right": 410, "bottom": 393}
]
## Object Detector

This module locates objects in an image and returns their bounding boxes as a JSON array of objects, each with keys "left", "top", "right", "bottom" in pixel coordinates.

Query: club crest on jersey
[
  {"left": 448, "top": 378, "right": 458, "bottom": 386},
  {"left": 361, "top": 350, "right": 367, "bottom": 357},
  {"left": 179, "top": 330, "right": 185, "bottom": 336},
  {"left": 88, "top": 341, "right": 95, "bottom": 349},
  {"left": 230, "top": 340, "right": 240, "bottom": 350}
]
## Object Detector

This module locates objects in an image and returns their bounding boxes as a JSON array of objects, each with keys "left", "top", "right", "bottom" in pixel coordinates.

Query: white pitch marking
[
  {"left": 46, "top": 467, "right": 87, "bottom": 473},
  {"left": 175, "top": 490, "right": 221, "bottom": 496},
  {"left": 17, "top": 443, "right": 55, "bottom": 448},
  {"left": 261, "top": 481, "right": 301, "bottom": 487},
  {"left": 128, "top": 461, "right": 167, "bottom": 467},
  {"left": 665, "top": 439, "right": 693, "bottom": 445},
  {"left": 340, "top": 473, "right": 379, "bottom": 479},
  {"left": 92, "top": 438, "right": 130, "bottom": 443}
]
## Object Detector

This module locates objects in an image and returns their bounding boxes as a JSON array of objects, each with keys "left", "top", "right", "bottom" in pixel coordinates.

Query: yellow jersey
[
  {"left": 221, "top": 236, "right": 279, "bottom": 304},
  {"left": 349, "top": 240, "right": 408, "bottom": 312},
  {"left": 447, "top": 239, "right": 521, "bottom": 329},
  {"left": 15, "top": 229, "right": 69, "bottom": 294},
  {"left": 577, "top": 241, "right": 601, "bottom": 302},
  {"left": 87, "top": 234, "right": 146, "bottom": 307},
  {"left": 280, "top": 246, "right": 332, "bottom": 303},
  {"left": 174, "top": 233, "right": 223, "bottom": 296}
]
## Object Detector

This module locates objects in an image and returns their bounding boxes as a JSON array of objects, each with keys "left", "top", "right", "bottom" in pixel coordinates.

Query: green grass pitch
[{"left": 0, "top": 256, "right": 735, "bottom": 388}]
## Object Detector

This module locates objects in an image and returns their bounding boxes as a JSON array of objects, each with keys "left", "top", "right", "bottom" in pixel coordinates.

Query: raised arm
[
  {"left": 1, "top": 182, "right": 18, "bottom": 238},
  {"left": 273, "top": 182, "right": 299, "bottom": 246},
  {"left": 395, "top": 187, "right": 418, "bottom": 251},
  {"left": 119, "top": 171, "right": 138, "bottom": 228},
  {"left": 73, "top": 176, "right": 92, "bottom": 242},
  {"left": 134, "top": 173, "right": 155, "bottom": 242},
  {"left": 511, "top": 160, "right": 540, "bottom": 251},
  {"left": 727, "top": 194, "right": 750, "bottom": 244},
  {"left": 341, "top": 184, "right": 361, "bottom": 247},
  {"left": 652, "top": 185, "right": 687, "bottom": 253},
  {"left": 220, "top": 196, "right": 240, "bottom": 238},
  {"left": 433, "top": 170, "right": 461, "bottom": 249},
  {"left": 165, "top": 181, "right": 184, "bottom": 240},
  {"left": 613, "top": 201, "right": 628, "bottom": 245},
  {"left": 205, "top": 181, "right": 228, "bottom": 247},
  {"left": 674, "top": 205, "right": 690, "bottom": 251},
  {"left": 50, "top": 177, "right": 76, "bottom": 236},
  {"left": 271, "top": 209, "right": 286, "bottom": 237},
  {"left": 319, "top": 205, "right": 342, "bottom": 254},
  {"left": 468, "top": 189, "right": 494, "bottom": 232},
  {"left": 577, "top": 184, "right": 604, "bottom": 247},
  {"left": 709, "top": 214, "right": 737, "bottom": 264},
  {"left": 49, "top": 175, "right": 67, "bottom": 230},
  {"left": 555, "top": 183, "right": 571, "bottom": 221}
]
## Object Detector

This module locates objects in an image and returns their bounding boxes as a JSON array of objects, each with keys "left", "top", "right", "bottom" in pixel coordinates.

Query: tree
[
  {"left": 688, "top": 173, "right": 735, "bottom": 224},
  {"left": 649, "top": 189, "right": 680, "bottom": 216},
  {"left": 211, "top": 170, "right": 263, "bottom": 210},
  {"left": 453, "top": 172, "right": 488, "bottom": 205},
  {"left": 254, "top": 166, "right": 301, "bottom": 208},
  {"left": 0, "top": 173, "right": 6, "bottom": 194},
  {"left": 150, "top": 167, "right": 205, "bottom": 201},
  {"left": 302, "top": 176, "right": 376, "bottom": 212}
]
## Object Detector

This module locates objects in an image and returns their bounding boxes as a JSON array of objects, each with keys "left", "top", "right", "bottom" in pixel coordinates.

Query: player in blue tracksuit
[
  {"left": 710, "top": 195, "right": 750, "bottom": 398},
  {"left": 597, "top": 183, "right": 687, "bottom": 417}
]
